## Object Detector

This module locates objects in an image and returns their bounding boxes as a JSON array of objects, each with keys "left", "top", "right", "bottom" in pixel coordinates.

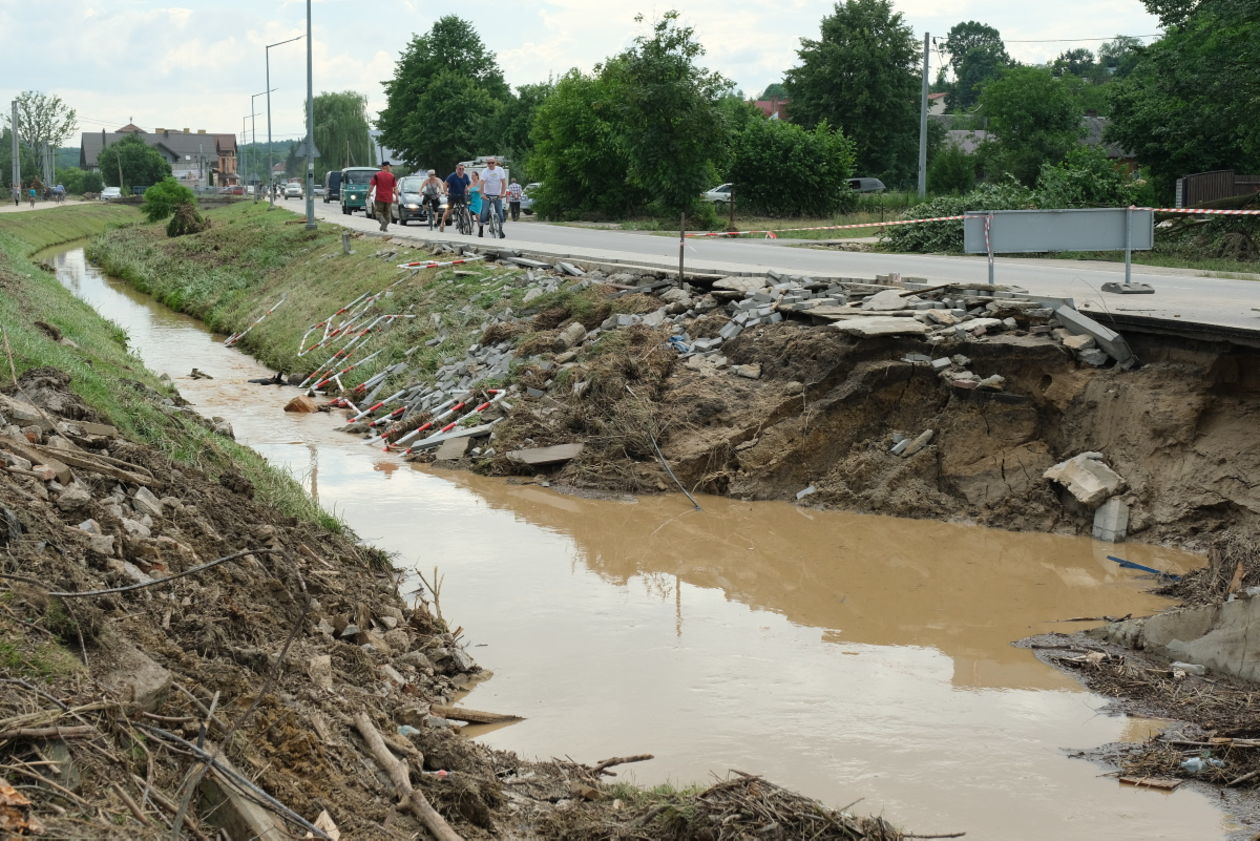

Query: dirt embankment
[{"left": 0, "top": 369, "right": 912, "bottom": 840}]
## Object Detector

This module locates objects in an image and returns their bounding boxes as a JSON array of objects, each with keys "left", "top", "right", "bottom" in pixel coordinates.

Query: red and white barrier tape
[
  {"left": 396, "top": 255, "right": 488, "bottom": 269},
  {"left": 1146, "top": 207, "right": 1260, "bottom": 216},
  {"left": 224, "top": 296, "right": 285, "bottom": 347}
]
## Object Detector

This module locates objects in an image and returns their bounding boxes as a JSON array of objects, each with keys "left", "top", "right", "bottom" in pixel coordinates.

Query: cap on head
[
  {"left": 381, "top": 161, "right": 391, "bottom": 167},
  {"left": 427, "top": 169, "right": 435, "bottom": 175}
]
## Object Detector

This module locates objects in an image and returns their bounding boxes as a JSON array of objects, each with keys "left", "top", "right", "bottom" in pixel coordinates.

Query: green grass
[
  {"left": 0, "top": 204, "right": 343, "bottom": 532},
  {"left": 0, "top": 638, "right": 82, "bottom": 679}
]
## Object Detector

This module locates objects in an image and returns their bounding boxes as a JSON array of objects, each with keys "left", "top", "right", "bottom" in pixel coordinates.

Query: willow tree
[{"left": 309, "top": 91, "right": 373, "bottom": 174}]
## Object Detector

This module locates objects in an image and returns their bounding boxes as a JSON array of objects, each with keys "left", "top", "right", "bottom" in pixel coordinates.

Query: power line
[{"left": 1005, "top": 34, "right": 1163, "bottom": 43}]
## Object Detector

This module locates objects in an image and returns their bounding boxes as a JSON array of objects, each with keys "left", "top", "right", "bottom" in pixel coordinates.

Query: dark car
[
  {"left": 391, "top": 176, "right": 428, "bottom": 226},
  {"left": 847, "top": 177, "right": 886, "bottom": 193},
  {"left": 323, "top": 170, "right": 341, "bottom": 203}
]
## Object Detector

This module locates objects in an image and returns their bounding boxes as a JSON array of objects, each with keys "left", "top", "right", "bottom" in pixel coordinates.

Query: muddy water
[{"left": 52, "top": 248, "right": 1232, "bottom": 840}]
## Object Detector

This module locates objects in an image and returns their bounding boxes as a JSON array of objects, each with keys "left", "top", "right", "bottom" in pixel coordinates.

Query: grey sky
[{"left": 1, "top": 0, "right": 1160, "bottom": 146}]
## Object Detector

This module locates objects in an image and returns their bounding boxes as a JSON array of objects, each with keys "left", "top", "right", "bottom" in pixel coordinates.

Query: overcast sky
[{"left": 3, "top": 0, "right": 1161, "bottom": 148}]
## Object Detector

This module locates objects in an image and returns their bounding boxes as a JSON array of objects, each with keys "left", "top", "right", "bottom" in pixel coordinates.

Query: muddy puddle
[{"left": 52, "top": 247, "right": 1234, "bottom": 840}]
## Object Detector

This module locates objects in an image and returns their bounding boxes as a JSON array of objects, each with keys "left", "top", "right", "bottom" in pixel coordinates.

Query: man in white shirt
[{"left": 478, "top": 158, "right": 507, "bottom": 238}]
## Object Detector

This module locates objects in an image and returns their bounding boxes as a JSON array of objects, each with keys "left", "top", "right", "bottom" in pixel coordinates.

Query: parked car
[
  {"left": 701, "top": 183, "right": 733, "bottom": 208},
  {"left": 284, "top": 182, "right": 302, "bottom": 199},
  {"left": 847, "top": 177, "right": 886, "bottom": 193},
  {"left": 323, "top": 170, "right": 342, "bottom": 203},
  {"left": 519, "top": 182, "right": 539, "bottom": 215},
  {"left": 99, "top": 186, "right": 122, "bottom": 201}
]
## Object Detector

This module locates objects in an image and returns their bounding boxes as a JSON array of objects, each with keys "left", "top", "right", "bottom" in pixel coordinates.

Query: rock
[
  {"left": 307, "top": 654, "right": 333, "bottom": 691},
  {"left": 1093, "top": 497, "right": 1130, "bottom": 542},
  {"left": 132, "top": 486, "right": 164, "bottom": 519},
  {"left": 832, "top": 317, "right": 928, "bottom": 337},
  {"left": 97, "top": 636, "right": 172, "bottom": 711},
  {"left": 555, "top": 322, "right": 588, "bottom": 351},
  {"left": 433, "top": 437, "right": 470, "bottom": 461},
  {"left": 861, "top": 289, "right": 910, "bottom": 311},
  {"left": 284, "top": 395, "right": 319, "bottom": 413},
  {"left": 1078, "top": 348, "right": 1109, "bottom": 367},
  {"left": 733, "top": 363, "right": 762, "bottom": 380},
  {"left": 1053, "top": 305, "right": 1136, "bottom": 366},
  {"left": 926, "top": 310, "right": 960, "bottom": 326},
  {"left": 977, "top": 375, "right": 1006, "bottom": 390},
  {"left": 56, "top": 485, "right": 92, "bottom": 514},
  {"left": 930, "top": 357, "right": 952, "bottom": 371},
  {"left": 383, "top": 629, "right": 412, "bottom": 653},
  {"left": 900, "top": 429, "right": 935, "bottom": 457},
  {"left": 1044, "top": 452, "right": 1126, "bottom": 506},
  {"left": 397, "top": 650, "right": 434, "bottom": 672},
  {"left": 661, "top": 288, "right": 691, "bottom": 305},
  {"left": 121, "top": 518, "right": 152, "bottom": 538},
  {"left": 87, "top": 533, "right": 116, "bottom": 557}
]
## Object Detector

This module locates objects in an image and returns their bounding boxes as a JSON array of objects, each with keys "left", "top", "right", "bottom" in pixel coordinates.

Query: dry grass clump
[
  {"left": 1159, "top": 533, "right": 1256, "bottom": 607},
  {"left": 535, "top": 773, "right": 904, "bottom": 841}
]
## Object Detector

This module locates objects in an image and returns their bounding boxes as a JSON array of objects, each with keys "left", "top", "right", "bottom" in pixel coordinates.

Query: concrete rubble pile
[{"left": 331, "top": 251, "right": 1138, "bottom": 475}]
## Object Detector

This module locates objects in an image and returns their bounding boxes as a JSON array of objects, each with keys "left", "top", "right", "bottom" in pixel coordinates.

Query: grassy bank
[
  {"left": 0, "top": 204, "right": 340, "bottom": 530},
  {"left": 86, "top": 201, "right": 615, "bottom": 399}
]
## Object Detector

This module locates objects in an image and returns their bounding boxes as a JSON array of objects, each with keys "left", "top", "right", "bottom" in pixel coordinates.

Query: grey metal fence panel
[{"left": 963, "top": 208, "right": 1154, "bottom": 254}]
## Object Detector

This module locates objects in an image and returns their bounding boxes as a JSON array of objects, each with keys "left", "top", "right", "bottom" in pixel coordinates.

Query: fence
[{"left": 1176, "top": 170, "right": 1260, "bottom": 207}]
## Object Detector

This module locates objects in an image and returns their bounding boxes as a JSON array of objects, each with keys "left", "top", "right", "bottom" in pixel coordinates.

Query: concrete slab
[
  {"left": 507, "top": 443, "right": 585, "bottom": 466},
  {"left": 434, "top": 437, "right": 470, "bottom": 461},
  {"left": 1053, "top": 305, "right": 1136, "bottom": 366},
  {"left": 833, "top": 317, "right": 929, "bottom": 337}
]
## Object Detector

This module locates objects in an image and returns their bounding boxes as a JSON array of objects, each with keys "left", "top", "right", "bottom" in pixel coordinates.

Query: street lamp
[
  {"left": 265, "top": 33, "right": 303, "bottom": 209},
  {"left": 251, "top": 89, "right": 276, "bottom": 202},
  {"left": 304, "top": 0, "right": 316, "bottom": 230}
]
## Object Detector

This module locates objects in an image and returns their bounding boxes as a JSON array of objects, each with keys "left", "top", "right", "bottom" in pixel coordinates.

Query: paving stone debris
[{"left": 1044, "top": 452, "right": 1127, "bottom": 506}]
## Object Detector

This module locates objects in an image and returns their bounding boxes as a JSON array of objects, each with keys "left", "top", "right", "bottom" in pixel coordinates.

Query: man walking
[
  {"left": 368, "top": 161, "right": 399, "bottom": 232},
  {"left": 441, "top": 163, "right": 470, "bottom": 233},
  {"left": 479, "top": 157, "right": 507, "bottom": 238},
  {"left": 506, "top": 177, "right": 523, "bottom": 222}
]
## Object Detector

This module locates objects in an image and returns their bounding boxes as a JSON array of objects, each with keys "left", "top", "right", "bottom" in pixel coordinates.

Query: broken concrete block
[
  {"left": 97, "top": 636, "right": 172, "bottom": 711},
  {"left": 977, "top": 375, "right": 1006, "bottom": 390},
  {"left": 930, "top": 357, "right": 952, "bottom": 371},
  {"left": 1053, "top": 305, "right": 1135, "bottom": 366},
  {"left": 1078, "top": 348, "right": 1109, "bottom": 367},
  {"left": 434, "top": 437, "right": 470, "bottom": 461},
  {"left": 1093, "top": 498, "right": 1130, "bottom": 542},
  {"left": 900, "top": 429, "right": 935, "bottom": 457},
  {"left": 795, "top": 485, "right": 817, "bottom": 500},
  {"left": 833, "top": 318, "right": 928, "bottom": 337},
  {"left": 1062, "top": 334, "right": 1096, "bottom": 352},
  {"left": 712, "top": 276, "right": 769, "bottom": 295},
  {"left": 555, "top": 321, "right": 587, "bottom": 350},
  {"left": 56, "top": 485, "right": 92, "bottom": 514},
  {"left": 307, "top": 654, "right": 334, "bottom": 691},
  {"left": 132, "top": 486, "right": 164, "bottom": 519},
  {"left": 1044, "top": 452, "right": 1126, "bottom": 506},
  {"left": 861, "top": 289, "right": 910, "bottom": 311},
  {"left": 507, "top": 443, "right": 585, "bottom": 467},
  {"left": 733, "top": 363, "right": 762, "bottom": 379}
]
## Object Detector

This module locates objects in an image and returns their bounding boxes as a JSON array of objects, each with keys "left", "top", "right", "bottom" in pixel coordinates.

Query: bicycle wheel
[
  {"left": 489, "top": 205, "right": 502, "bottom": 239},
  {"left": 457, "top": 206, "right": 472, "bottom": 236}
]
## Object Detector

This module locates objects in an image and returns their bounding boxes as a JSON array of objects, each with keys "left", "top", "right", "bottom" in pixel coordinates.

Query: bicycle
[
  {"left": 482, "top": 196, "right": 505, "bottom": 239},
  {"left": 422, "top": 194, "right": 442, "bottom": 230},
  {"left": 453, "top": 200, "right": 473, "bottom": 236}
]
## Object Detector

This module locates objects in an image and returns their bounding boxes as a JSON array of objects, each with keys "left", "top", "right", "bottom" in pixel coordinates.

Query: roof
[
  {"left": 79, "top": 129, "right": 237, "bottom": 168},
  {"left": 751, "top": 99, "right": 788, "bottom": 119}
]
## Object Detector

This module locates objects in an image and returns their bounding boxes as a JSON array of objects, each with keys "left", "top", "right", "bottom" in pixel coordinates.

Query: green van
[{"left": 339, "top": 166, "right": 377, "bottom": 215}]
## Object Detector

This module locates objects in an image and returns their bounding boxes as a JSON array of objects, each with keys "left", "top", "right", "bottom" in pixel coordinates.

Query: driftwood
[
  {"left": 429, "top": 704, "right": 521, "bottom": 725},
  {"left": 353, "top": 712, "right": 464, "bottom": 841},
  {"left": 0, "top": 725, "right": 95, "bottom": 741},
  {"left": 23, "top": 440, "right": 155, "bottom": 485},
  {"left": 589, "top": 753, "right": 654, "bottom": 777}
]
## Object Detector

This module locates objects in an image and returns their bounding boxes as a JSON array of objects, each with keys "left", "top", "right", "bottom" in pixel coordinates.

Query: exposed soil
[{"left": 0, "top": 367, "right": 910, "bottom": 840}]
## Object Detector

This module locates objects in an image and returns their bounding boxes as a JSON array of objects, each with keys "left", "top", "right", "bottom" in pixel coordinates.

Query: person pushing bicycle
[
  {"left": 479, "top": 157, "right": 507, "bottom": 239},
  {"left": 440, "top": 163, "right": 470, "bottom": 233}
]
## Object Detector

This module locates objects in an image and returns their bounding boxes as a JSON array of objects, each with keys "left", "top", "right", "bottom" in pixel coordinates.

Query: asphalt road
[{"left": 300, "top": 198, "right": 1260, "bottom": 332}]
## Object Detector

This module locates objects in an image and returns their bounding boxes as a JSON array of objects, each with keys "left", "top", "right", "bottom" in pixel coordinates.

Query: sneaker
[{"left": 499, "top": 231, "right": 506, "bottom": 239}]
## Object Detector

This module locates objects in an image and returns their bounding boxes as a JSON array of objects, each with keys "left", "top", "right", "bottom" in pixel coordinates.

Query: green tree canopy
[
  {"left": 8, "top": 91, "right": 77, "bottom": 154},
  {"left": 498, "top": 81, "right": 555, "bottom": 182},
  {"left": 728, "top": 119, "right": 855, "bottom": 216},
  {"left": 141, "top": 177, "right": 196, "bottom": 222},
  {"left": 603, "top": 12, "right": 731, "bottom": 217},
  {"left": 979, "top": 66, "right": 1082, "bottom": 184},
  {"left": 1106, "top": 0, "right": 1259, "bottom": 197},
  {"left": 759, "top": 82, "right": 788, "bottom": 99},
  {"left": 943, "top": 21, "right": 1011, "bottom": 110},
  {"left": 1098, "top": 36, "right": 1144, "bottom": 78},
  {"left": 97, "top": 135, "right": 171, "bottom": 190},
  {"left": 1051, "top": 49, "right": 1098, "bottom": 79},
  {"left": 310, "top": 91, "right": 373, "bottom": 174},
  {"left": 529, "top": 71, "right": 642, "bottom": 219},
  {"left": 378, "top": 16, "right": 510, "bottom": 172},
  {"left": 784, "top": 0, "right": 920, "bottom": 184}
]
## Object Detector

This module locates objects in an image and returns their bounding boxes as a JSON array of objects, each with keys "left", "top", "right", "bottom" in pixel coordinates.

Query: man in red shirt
[{"left": 368, "top": 161, "right": 400, "bottom": 232}]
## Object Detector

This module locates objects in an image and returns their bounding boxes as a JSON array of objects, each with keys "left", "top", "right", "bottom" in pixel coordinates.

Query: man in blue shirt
[{"left": 440, "top": 163, "right": 470, "bottom": 233}]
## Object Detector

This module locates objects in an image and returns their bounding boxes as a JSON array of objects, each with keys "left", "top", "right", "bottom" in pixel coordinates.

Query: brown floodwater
[{"left": 52, "top": 248, "right": 1234, "bottom": 840}]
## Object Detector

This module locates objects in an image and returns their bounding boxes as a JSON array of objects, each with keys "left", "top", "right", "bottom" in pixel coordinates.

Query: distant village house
[{"left": 79, "top": 124, "right": 238, "bottom": 188}]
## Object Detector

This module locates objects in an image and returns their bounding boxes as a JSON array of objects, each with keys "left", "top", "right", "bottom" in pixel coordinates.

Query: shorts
[{"left": 447, "top": 194, "right": 466, "bottom": 207}]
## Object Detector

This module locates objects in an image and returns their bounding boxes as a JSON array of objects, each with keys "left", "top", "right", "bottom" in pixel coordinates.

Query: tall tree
[
  {"left": 979, "top": 66, "right": 1081, "bottom": 184},
  {"left": 96, "top": 135, "right": 171, "bottom": 190},
  {"left": 1098, "top": 36, "right": 1143, "bottom": 77},
  {"left": 1051, "top": 48, "right": 1098, "bottom": 80},
  {"left": 784, "top": 0, "right": 920, "bottom": 183},
  {"left": 1107, "top": 0, "right": 1260, "bottom": 196},
  {"left": 943, "top": 21, "right": 1010, "bottom": 110},
  {"left": 604, "top": 12, "right": 731, "bottom": 217},
  {"left": 759, "top": 82, "right": 788, "bottom": 99},
  {"left": 310, "top": 91, "right": 373, "bottom": 174},
  {"left": 498, "top": 81, "right": 554, "bottom": 181},
  {"left": 378, "top": 16, "right": 510, "bottom": 172},
  {"left": 8, "top": 91, "right": 77, "bottom": 156}
]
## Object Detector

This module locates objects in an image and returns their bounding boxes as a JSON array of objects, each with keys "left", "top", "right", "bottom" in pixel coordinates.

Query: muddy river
[{"left": 52, "top": 248, "right": 1233, "bottom": 840}]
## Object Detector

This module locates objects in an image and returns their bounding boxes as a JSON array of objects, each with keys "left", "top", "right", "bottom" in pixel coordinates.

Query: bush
[
  {"left": 81, "top": 171, "right": 104, "bottom": 194},
  {"left": 165, "top": 203, "right": 211, "bottom": 237},
  {"left": 727, "top": 119, "right": 855, "bottom": 217},
  {"left": 880, "top": 179, "right": 1035, "bottom": 253},
  {"left": 928, "top": 145, "right": 977, "bottom": 195},
  {"left": 1035, "top": 146, "right": 1155, "bottom": 209},
  {"left": 141, "top": 177, "right": 196, "bottom": 223}
]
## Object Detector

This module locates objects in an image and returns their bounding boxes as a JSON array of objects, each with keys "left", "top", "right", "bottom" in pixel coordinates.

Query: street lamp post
[
  {"left": 304, "top": 0, "right": 316, "bottom": 230},
  {"left": 265, "top": 34, "right": 304, "bottom": 209},
  {"left": 251, "top": 89, "right": 276, "bottom": 202},
  {"left": 242, "top": 114, "right": 259, "bottom": 190}
]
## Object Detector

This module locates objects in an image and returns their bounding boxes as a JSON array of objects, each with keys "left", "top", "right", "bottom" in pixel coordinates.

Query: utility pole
[
  {"left": 304, "top": 0, "right": 316, "bottom": 229},
  {"left": 9, "top": 101, "right": 19, "bottom": 195},
  {"left": 267, "top": 34, "right": 304, "bottom": 210},
  {"left": 917, "top": 32, "right": 930, "bottom": 198}
]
